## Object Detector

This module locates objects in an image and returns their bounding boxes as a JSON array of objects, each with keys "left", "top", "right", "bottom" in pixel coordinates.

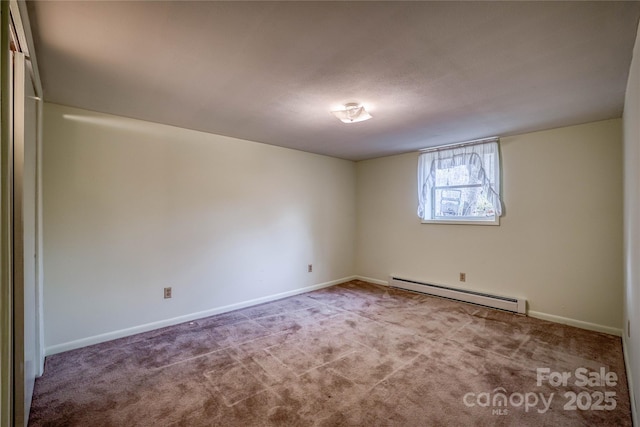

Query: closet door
[{"left": 13, "top": 51, "right": 38, "bottom": 427}]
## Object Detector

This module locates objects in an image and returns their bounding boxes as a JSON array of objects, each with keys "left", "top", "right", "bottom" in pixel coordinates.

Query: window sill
[{"left": 420, "top": 218, "right": 500, "bottom": 226}]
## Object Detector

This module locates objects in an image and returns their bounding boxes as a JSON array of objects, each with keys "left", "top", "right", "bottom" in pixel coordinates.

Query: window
[{"left": 417, "top": 138, "right": 502, "bottom": 225}]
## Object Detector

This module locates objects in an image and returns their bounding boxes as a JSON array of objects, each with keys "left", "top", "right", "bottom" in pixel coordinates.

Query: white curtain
[{"left": 417, "top": 140, "right": 502, "bottom": 220}]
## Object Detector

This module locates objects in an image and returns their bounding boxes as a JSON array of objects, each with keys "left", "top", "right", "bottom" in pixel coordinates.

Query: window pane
[
  {"left": 434, "top": 185, "right": 496, "bottom": 218},
  {"left": 435, "top": 162, "right": 472, "bottom": 186}
]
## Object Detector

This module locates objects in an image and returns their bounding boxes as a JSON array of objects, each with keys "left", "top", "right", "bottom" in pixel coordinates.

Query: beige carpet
[{"left": 29, "top": 280, "right": 631, "bottom": 426}]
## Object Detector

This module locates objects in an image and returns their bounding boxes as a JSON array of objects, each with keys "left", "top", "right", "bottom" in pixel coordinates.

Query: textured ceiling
[{"left": 27, "top": 1, "right": 640, "bottom": 161}]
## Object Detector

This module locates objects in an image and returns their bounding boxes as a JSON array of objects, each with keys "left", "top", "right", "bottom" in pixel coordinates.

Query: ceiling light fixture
[{"left": 331, "top": 103, "right": 372, "bottom": 123}]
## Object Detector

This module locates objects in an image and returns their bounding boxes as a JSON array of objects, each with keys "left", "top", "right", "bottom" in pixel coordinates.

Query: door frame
[
  {"left": 0, "top": 2, "right": 43, "bottom": 426},
  {"left": 0, "top": 2, "right": 13, "bottom": 425}
]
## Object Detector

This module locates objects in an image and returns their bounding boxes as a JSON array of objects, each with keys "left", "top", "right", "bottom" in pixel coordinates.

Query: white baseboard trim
[
  {"left": 622, "top": 335, "right": 637, "bottom": 427},
  {"left": 528, "top": 310, "right": 622, "bottom": 337},
  {"left": 45, "top": 276, "right": 355, "bottom": 356},
  {"left": 354, "top": 275, "right": 389, "bottom": 286}
]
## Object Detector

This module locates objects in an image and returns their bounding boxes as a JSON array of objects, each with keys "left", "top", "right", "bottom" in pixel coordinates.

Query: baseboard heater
[{"left": 389, "top": 276, "right": 526, "bottom": 314}]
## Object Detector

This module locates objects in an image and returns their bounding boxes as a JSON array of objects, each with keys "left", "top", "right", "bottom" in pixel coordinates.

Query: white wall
[
  {"left": 43, "top": 103, "right": 356, "bottom": 353},
  {"left": 623, "top": 21, "right": 640, "bottom": 425},
  {"left": 355, "top": 119, "right": 623, "bottom": 333},
  {"left": 43, "top": 101, "right": 627, "bottom": 357}
]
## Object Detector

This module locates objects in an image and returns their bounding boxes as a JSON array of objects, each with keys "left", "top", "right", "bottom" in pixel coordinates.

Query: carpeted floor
[{"left": 29, "top": 280, "right": 631, "bottom": 426}]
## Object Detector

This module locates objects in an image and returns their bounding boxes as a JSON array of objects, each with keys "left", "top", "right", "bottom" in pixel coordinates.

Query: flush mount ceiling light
[{"left": 330, "top": 103, "right": 372, "bottom": 123}]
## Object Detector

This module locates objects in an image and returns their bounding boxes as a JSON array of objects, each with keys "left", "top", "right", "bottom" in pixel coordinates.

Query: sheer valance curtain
[{"left": 417, "top": 138, "right": 502, "bottom": 221}]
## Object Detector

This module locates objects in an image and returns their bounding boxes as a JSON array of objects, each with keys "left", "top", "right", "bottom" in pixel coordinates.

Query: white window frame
[{"left": 417, "top": 137, "right": 502, "bottom": 225}]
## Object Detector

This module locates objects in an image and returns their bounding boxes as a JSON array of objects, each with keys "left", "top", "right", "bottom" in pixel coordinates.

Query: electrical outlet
[
  {"left": 308, "top": 264, "right": 313, "bottom": 273},
  {"left": 459, "top": 273, "right": 466, "bottom": 282},
  {"left": 164, "top": 287, "right": 172, "bottom": 299}
]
